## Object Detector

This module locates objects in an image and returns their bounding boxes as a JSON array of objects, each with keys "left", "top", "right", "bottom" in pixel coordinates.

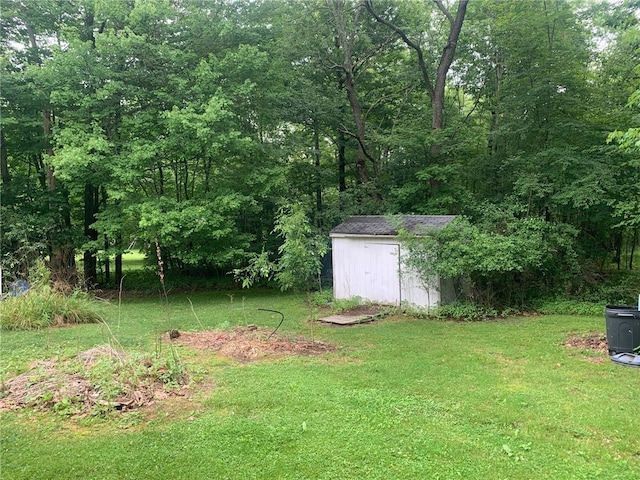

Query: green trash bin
[{"left": 605, "top": 305, "right": 640, "bottom": 355}]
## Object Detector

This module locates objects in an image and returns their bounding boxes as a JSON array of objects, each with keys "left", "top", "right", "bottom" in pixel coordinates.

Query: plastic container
[{"left": 605, "top": 305, "right": 640, "bottom": 355}]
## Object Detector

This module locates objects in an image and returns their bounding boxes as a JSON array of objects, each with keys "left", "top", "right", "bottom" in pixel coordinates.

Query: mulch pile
[
  {"left": 0, "top": 327, "right": 336, "bottom": 416},
  {"left": 0, "top": 346, "right": 186, "bottom": 415},
  {"left": 173, "top": 326, "right": 338, "bottom": 363},
  {"left": 564, "top": 332, "right": 609, "bottom": 363},
  {"left": 564, "top": 333, "right": 608, "bottom": 354}
]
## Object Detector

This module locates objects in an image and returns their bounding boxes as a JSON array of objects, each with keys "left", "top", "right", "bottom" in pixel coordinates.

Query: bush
[
  {"left": 532, "top": 299, "right": 604, "bottom": 316},
  {"left": 399, "top": 212, "right": 580, "bottom": 310},
  {"left": 1, "top": 289, "right": 103, "bottom": 330},
  {"left": 430, "top": 301, "right": 500, "bottom": 321},
  {"left": 576, "top": 271, "right": 640, "bottom": 306}
]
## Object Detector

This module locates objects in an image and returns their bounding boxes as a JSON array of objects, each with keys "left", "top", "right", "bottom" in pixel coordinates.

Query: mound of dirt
[
  {"left": 564, "top": 333, "right": 608, "bottom": 354},
  {"left": 564, "top": 333, "right": 609, "bottom": 363},
  {"left": 0, "top": 359, "right": 95, "bottom": 413},
  {"left": 0, "top": 328, "right": 336, "bottom": 417},
  {"left": 0, "top": 346, "right": 189, "bottom": 416},
  {"left": 173, "top": 326, "right": 338, "bottom": 363}
]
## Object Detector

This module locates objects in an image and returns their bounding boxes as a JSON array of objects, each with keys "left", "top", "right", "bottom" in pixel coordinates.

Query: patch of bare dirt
[
  {"left": 564, "top": 333, "right": 609, "bottom": 363},
  {"left": 172, "top": 326, "right": 338, "bottom": 363},
  {"left": 0, "top": 328, "right": 337, "bottom": 417}
]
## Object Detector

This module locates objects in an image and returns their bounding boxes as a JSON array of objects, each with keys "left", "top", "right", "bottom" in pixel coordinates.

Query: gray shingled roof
[{"left": 330, "top": 215, "right": 455, "bottom": 236}]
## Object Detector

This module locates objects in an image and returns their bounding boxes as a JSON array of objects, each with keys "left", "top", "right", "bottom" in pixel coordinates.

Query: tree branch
[
  {"left": 433, "top": 0, "right": 454, "bottom": 24},
  {"left": 364, "top": 0, "right": 435, "bottom": 100},
  {"left": 339, "top": 125, "right": 378, "bottom": 167}
]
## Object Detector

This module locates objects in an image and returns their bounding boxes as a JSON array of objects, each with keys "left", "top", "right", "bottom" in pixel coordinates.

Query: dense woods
[{"left": 1, "top": 0, "right": 638, "bottom": 307}]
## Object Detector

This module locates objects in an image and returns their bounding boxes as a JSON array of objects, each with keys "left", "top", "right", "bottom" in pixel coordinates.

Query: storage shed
[{"left": 330, "top": 215, "right": 455, "bottom": 309}]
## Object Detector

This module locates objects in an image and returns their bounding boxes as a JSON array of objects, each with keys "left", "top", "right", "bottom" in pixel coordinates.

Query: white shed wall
[{"left": 331, "top": 235, "right": 441, "bottom": 308}]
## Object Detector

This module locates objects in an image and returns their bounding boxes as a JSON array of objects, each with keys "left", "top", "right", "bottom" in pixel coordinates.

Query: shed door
[{"left": 363, "top": 243, "right": 401, "bottom": 305}]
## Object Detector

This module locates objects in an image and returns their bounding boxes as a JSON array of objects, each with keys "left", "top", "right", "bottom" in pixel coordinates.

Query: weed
[
  {"left": 532, "top": 299, "right": 603, "bottom": 316},
  {"left": 52, "top": 396, "right": 82, "bottom": 418},
  {"left": 186, "top": 297, "right": 204, "bottom": 329},
  {"left": 335, "top": 297, "right": 366, "bottom": 312},
  {"left": 311, "top": 289, "right": 334, "bottom": 307},
  {"left": 430, "top": 301, "right": 499, "bottom": 321},
  {"left": 0, "top": 289, "right": 103, "bottom": 330},
  {"left": 158, "top": 346, "right": 186, "bottom": 387}
]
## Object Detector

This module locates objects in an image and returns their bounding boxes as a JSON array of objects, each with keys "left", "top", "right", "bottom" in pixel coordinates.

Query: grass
[
  {"left": 0, "top": 289, "right": 104, "bottom": 330},
  {"left": 1, "top": 290, "right": 639, "bottom": 479}
]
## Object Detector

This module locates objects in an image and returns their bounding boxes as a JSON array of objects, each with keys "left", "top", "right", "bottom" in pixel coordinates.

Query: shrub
[
  {"left": 532, "top": 299, "right": 604, "bottom": 316},
  {"left": 399, "top": 212, "right": 580, "bottom": 310},
  {"left": 431, "top": 301, "right": 499, "bottom": 321}
]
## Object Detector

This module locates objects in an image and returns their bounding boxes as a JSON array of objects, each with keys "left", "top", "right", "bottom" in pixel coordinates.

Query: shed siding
[
  {"left": 363, "top": 243, "right": 401, "bottom": 304},
  {"left": 332, "top": 235, "right": 440, "bottom": 308},
  {"left": 399, "top": 248, "right": 440, "bottom": 307},
  {"left": 332, "top": 236, "right": 398, "bottom": 303}
]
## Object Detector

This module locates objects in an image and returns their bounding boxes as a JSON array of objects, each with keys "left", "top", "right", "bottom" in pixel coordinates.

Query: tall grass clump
[{"left": 0, "top": 262, "right": 103, "bottom": 330}]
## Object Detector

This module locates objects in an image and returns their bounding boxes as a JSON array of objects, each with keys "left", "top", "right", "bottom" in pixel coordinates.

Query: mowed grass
[{"left": 1, "top": 290, "right": 639, "bottom": 479}]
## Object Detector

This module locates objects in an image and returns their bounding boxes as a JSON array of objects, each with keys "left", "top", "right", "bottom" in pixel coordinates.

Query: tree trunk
[
  {"left": 115, "top": 253, "right": 123, "bottom": 286},
  {"left": 104, "top": 235, "right": 111, "bottom": 284},
  {"left": 365, "top": 0, "right": 469, "bottom": 192},
  {"left": 613, "top": 232, "right": 622, "bottom": 270},
  {"left": 101, "top": 187, "right": 110, "bottom": 284},
  {"left": 629, "top": 230, "right": 637, "bottom": 270},
  {"left": 0, "top": 130, "right": 10, "bottom": 184},
  {"left": 313, "top": 119, "right": 322, "bottom": 228},
  {"left": 83, "top": 183, "right": 99, "bottom": 288},
  {"left": 43, "top": 109, "right": 78, "bottom": 287},
  {"left": 335, "top": 70, "right": 347, "bottom": 195},
  {"left": 157, "top": 161, "right": 165, "bottom": 195},
  {"left": 343, "top": 70, "right": 371, "bottom": 184},
  {"left": 115, "top": 232, "right": 123, "bottom": 287},
  {"left": 43, "top": 110, "right": 56, "bottom": 190},
  {"left": 330, "top": 0, "right": 377, "bottom": 189},
  {"left": 431, "top": 0, "right": 469, "bottom": 131},
  {"left": 338, "top": 131, "right": 347, "bottom": 193}
]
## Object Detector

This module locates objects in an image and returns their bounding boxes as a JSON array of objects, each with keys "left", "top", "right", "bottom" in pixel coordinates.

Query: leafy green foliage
[
  {"left": 232, "top": 250, "right": 276, "bottom": 289},
  {"left": 1, "top": 260, "right": 102, "bottom": 330},
  {"left": 430, "top": 301, "right": 499, "bottom": 321},
  {"left": 272, "top": 204, "right": 328, "bottom": 292},
  {"left": 234, "top": 203, "right": 327, "bottom": 293},
  {"left": 401, "top": 213, "right": 579, "bottom": 308},
  {"left": 1, "top": 0, "right": 638, "bottom": 308},
  {"left": 135, "top": 195, "right": 254, "bottom": 270},
  {"left": 531, "top": 300, "right": 604, "bottom": 316}
]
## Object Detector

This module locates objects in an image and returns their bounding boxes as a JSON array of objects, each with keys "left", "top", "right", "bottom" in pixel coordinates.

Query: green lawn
[{"left": 1, "top": 291, "right": 639, "bottom": 479}]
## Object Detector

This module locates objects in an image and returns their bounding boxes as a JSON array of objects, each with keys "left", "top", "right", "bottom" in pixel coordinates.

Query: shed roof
[{"left": 330, "top": 215, "right": 455, "bottom": 236}]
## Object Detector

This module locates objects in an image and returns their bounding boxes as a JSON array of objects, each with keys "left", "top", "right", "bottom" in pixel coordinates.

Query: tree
[
  {"left": 233, "top": 203, "right": 328, "bottom": 336},
  {"left": 2, "top": 0, "right": 638, "bottom": 299},
  {"left": 365, "top": 0, "right": 469, "bottom": 193},
  {"left": 608, "top": 66, "right": 640, "bottom": 267},
  {"left": 0, "top": 0, "right": 84, "bottom": 286}
]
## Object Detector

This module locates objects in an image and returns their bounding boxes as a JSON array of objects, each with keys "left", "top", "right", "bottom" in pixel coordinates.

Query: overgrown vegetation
[
  {"left": 0, "top": 290, "right": 103, "bottom": 330},
  {"left": 1, "top": 0, "right": 638, "bottom": 312},
  {"left": 234, "top": 203, "right": 327, "bottom": 336},
  {"left": 233, "top": 203, "right": 327, "bottom": 293},
  {"left": 0, "top": 345, "right": 188, "bottom": 418},
  {"left": 0, "top": 262, "right": 103, "bottom": 330},
  {"left": 400, "top": 213, "right": 640, "bottom": 311}
]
